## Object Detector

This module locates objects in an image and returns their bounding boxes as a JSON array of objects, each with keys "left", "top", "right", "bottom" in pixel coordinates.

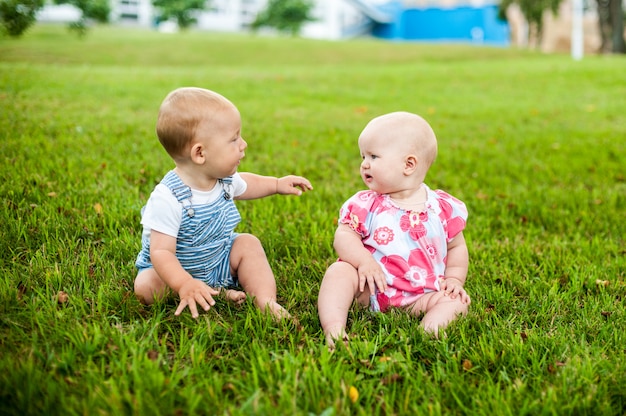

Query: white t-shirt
[{"left": 141, "top": 173, "right": 247, "bottom": 239}]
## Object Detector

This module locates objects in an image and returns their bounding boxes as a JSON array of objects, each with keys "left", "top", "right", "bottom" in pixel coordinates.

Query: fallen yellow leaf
[{"left": 349, "top": 386, "right": 359, "bottom": 403}]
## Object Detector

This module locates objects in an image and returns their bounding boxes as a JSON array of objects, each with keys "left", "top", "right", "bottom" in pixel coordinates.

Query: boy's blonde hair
[{"left": 156, "top": 87, "right": 234, "bottom": 159}]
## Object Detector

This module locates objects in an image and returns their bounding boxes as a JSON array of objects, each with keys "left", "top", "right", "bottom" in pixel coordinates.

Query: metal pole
[{"left": 572, "top": 0, "right": 584, "bottom": 60}]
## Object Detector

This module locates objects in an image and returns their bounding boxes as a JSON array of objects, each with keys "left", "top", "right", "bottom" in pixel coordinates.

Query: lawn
[{"left": 1, "top": 24, "right": 625, "bottom": 415}]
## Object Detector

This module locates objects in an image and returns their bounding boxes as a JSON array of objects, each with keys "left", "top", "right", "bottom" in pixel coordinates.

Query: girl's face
[
  {"left": 357, "top": 131, "right": 407, "bottom": 194},
  {"left": 195, "top": 105, "right": 247, "bottom": 179}
]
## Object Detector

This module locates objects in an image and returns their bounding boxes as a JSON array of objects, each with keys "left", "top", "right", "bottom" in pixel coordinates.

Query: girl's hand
[
  {"left": 440, "top": 277, "right": 471, "bottom": 304},
  {"left": 357, "top": 257, "right": 388, "bottom": 294}
]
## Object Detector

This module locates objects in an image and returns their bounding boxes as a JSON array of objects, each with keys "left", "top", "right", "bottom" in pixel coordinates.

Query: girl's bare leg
[
  {"left": 408, "top": 291, "right": 469, "bottom": 338},
  {"left": 230, "top": 233, "right": 290, "bottom": 320},
  {"left": 318, "top": 261, "right": 366, "bottom": 348}
]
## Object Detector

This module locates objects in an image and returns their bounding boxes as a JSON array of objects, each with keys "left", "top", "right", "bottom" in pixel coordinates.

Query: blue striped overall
[{"left": 135, "top": 171, "right": 241, "bottom": 288}]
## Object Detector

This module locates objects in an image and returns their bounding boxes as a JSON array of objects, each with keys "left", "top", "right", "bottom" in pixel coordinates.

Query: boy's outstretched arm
[{"left": 237, "top": 173, "right": 312, "bottom": 200}]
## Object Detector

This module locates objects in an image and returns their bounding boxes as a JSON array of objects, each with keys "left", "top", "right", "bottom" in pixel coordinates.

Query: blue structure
[{"left": 347, "top": 0, "right": 510, "bottom": 46}]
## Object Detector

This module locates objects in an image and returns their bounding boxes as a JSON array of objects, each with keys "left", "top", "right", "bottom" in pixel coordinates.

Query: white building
[
  {"left": 37, "top": 0, "right": 383, "bottom": 39},
  {"left": 173, "top": 0, "right": 385, "bottom": 39}
]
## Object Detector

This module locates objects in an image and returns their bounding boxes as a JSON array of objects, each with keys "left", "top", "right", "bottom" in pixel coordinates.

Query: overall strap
[
  {"left": 161, "top": 171, "right": 194, "bottom": 217},
  {"left": 162, "top": 171, "right": 192, "bottom": 202},
  {"left": 219, "top": 176, "right": 235, "bottom": 200}
]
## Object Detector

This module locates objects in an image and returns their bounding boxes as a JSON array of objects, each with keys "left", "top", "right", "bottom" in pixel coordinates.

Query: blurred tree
[
  {"left": 54, "top": 0, "right": 111, "bottom": 36},
  {"left": 251, "top": 0, "right": 315, "bottom": 36},
  {"left": 0, "top": 0, "right": 44, "bottom": 37},
  {"left": 152, "top": 0, "right": 206, "bottom": 29},
  {"left": 498, "top": 0, "right": 563, "bottom": 48},
  {"left": 596, "top": 0, "right": 625, "bottom": 53}
]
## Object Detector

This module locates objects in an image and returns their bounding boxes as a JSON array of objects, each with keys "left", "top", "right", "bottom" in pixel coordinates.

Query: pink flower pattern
[
  {"left": 424, "top": 243, "right": 438, "bottom": 259},
  {"left": 379, "top": 248, "right": 436, "bottom": 306},
  {"left": 340, "top": 203, "right": 369, "bottom": 237},
  {"left": 399, "top": 210, "right": 428, "bottom": 241},
  {"left": 373, "top": 226, "right": 394, "bottom": 245},
  {"left": 338, "top": 187, "right": 467, "bottom": 312}
]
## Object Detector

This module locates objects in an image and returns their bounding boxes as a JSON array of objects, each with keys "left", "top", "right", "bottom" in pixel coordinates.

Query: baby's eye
[{"left": 371, "top": 155, "right": 378, "bottom": 160}]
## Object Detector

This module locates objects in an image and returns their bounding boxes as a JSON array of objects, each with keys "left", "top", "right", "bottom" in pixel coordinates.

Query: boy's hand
[
  {"left": 440, "top": 277, "right": 471, "bottom": 304},
  {"left": 276, "top": 175, "right": 313, "bottom": 196},
  {"left": 175, "top": 279, "right": 220, "bottom": 318},
  {"left": 357, "top": 257, "right": 388, "bottom": 294}
]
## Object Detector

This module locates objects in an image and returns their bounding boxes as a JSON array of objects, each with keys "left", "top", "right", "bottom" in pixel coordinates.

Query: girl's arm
[
  {"left": 334, "top": 224, "right": 387, "bottom": 294},
  {"left": 441, "top": 232, "right": 470, "bottom": 303},
  {"left": 444, "top": 232, "right": 468, "bottom": 284}
]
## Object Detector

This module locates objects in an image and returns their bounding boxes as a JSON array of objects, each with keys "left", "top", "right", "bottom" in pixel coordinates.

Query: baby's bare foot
[
  {"left": 223, "top": 289, "right": 246, "bottom": 305},
  {"left": 263, "top": 301, "right": 292, "bottom": 321},
  {"left": 325, "top": 328, "right": 349, "bottom": 351}
]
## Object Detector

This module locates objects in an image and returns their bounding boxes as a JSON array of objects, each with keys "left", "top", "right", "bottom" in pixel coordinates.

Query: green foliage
[
  {"left": 0, "top": 0, "right": 44, "bottom": 37},
  {"left": 0, "top": 26, "right": 625, "bottom": 415},
  {"left": 152, "top": 0, "right": 206, "bottom": 29},
  {"left": 498, "top": 0, "right": 563, "bottom": 41},
  {"left": 53, "top": 0, "right": 110, "bottom": 36},
  {"left": 251, "top": 0, "right": 315, "bottom": 35},
  {"left": 54, "top": 0, "right": 110, "bottom": 22}
]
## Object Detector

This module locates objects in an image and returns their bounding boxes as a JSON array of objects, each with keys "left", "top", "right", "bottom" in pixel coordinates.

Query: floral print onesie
[{"left": 338, "top": 184, "right": 468, "bottom": 312}]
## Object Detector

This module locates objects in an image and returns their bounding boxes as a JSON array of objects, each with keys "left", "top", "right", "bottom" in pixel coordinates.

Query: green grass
[{"left": 1, "top": 24, "right": 625, "bottom": 415}]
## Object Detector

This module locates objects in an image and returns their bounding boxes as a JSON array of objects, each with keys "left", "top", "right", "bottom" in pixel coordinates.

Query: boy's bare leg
[
  {"left": 408, "top": 291, "right": 469, "bottom": 338},
  {"left": 318, "top": 261, "right": 365, "bottom": 348},
  {"left": 230, "top": 233, "right": 290, "bottom": 320},
  {"left": 134, "top": 268, "right": 170, "bottom": 305},
  {"left": 136, "top": 268, "right": 244, "bottom": 306}
]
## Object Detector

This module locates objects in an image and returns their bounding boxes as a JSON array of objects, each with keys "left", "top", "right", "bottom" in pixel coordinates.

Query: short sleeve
[
  {"left": 338, "top": 191, "right": 378, "bottom": 238},
  {"left": 140, "top": 184, "right": 182, "bottom": 237},
  {"left": 231, "top": 172, "right": 247, "bottom": 197},
  {"left": 434, "top": 190, "right": 468, "bottom": 242}
]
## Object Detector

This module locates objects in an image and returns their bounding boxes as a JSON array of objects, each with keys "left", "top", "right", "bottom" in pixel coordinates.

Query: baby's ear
[
  {"left": 190, "top": 142, "right": 205, "bottom": 164},
  {"left": 404, "top": 155, "right": 418, "bottom": 174}
]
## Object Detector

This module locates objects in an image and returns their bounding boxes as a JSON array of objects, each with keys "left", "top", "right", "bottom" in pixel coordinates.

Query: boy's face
[
  {"left": 195, "top": 105, "right": 247, "bottom": 178},
  {"left": 357, "top": 125, "right": 409, "bottom": 194}
]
